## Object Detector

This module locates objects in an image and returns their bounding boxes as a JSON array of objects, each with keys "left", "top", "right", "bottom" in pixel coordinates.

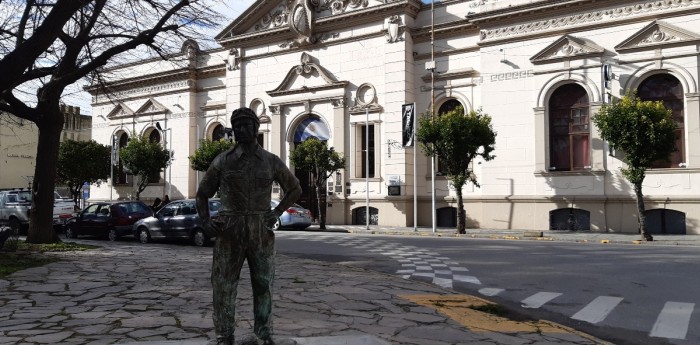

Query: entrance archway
[{"left": 292, "top": 116, "right": 331, "bottom": 220}]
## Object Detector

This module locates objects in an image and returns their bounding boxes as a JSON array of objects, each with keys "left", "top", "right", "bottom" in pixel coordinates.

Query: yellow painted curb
[
  {"left": 502, "top": 235, "right": 519, "bottom": 240},
  {"left": 400, "top": 294, "right": 611, "bottom": 344},
  {"left": 632, "top": 240, "right": 642, "bottom": 244},
  {"left": 600, "top": 240, "right": 610, "bottom": 244}
]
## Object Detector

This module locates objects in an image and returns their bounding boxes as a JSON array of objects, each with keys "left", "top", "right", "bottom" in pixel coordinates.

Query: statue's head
[
  {"left": 230, "top": 107, "right": 260, "bottom": 143},
  {"left": 230, "top": 107, "right": 260, "bottom": 128}
]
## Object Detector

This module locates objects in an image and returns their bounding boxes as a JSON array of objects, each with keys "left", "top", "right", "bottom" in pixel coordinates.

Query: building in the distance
[
  {"left": 87, "top": 0, "right": 700, "bottom": 234},
  {"left": 0, "top": 104, "right": 91, "bottom": 189}
]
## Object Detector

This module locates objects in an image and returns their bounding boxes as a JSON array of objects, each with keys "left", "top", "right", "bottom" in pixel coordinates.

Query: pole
[
  {"left": 365, "top": 107, "right": 370, "bottom": 230},
  {"left": 167, "top": 128, "right": 172, "bottom": 197},
  {"left": 430, "top": 0, "right": 436, "bottom": 233},
  {"left": 110, "top": 135, "right": 115, "bottom": 201},
  {"left": 412, "top": 102, "right": 417, "bottom": 232}
]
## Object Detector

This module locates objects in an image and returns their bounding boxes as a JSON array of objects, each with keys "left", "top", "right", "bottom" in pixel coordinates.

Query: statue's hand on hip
[
  {"left": 204, "top": 218, "right": 222, "bottom": 235},
  {"left": 264, "top": 209, "right": 281, "bottom": 229}
]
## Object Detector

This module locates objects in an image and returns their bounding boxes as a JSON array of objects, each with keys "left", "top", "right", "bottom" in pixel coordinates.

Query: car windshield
[
  {"left": 119, "top": 202, "right": 150, "bottom": 214},
  {"left": 210, "top": 200, "right": 221, "bottom": 212},
  {"left": 8, "top": 191, "right": 32, "bottom": 203}
]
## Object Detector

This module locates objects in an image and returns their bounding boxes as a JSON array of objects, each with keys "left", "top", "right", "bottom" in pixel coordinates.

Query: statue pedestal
[{"left": 117, "top": 334, "right": 390, "bottom": 345}]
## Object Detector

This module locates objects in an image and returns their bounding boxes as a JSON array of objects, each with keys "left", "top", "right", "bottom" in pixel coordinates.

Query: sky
[{"left": 63, "top": 0, "right": 256, "bottom": 115}]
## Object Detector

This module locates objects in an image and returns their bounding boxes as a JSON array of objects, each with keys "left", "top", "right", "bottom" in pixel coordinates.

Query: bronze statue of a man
[{"left": 196, "top": 107, "right": 301, "bottom": 345}]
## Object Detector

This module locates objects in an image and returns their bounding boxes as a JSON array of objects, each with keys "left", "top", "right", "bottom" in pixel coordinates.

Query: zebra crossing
[
  {"left": 478, "top": 287, "right": 696, "bottom": 341},
  {"left": 278, "top": 233, "right": 481, "bottom": 289},
  {"left": 278, "top": 233, "right": 697, "bottom": 342}
]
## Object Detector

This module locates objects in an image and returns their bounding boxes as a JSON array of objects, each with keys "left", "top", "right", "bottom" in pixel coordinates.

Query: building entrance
[{"left": 292, "top": 117, "right": 330, "bottom": 221}]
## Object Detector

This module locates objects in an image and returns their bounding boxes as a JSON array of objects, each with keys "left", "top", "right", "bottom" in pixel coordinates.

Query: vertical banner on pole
[
  {"left": 402, "top": 103, "right": 415, "bottom": 147},
  {"left": 111, "top": 135, "right": 119, "bottom": 166}
]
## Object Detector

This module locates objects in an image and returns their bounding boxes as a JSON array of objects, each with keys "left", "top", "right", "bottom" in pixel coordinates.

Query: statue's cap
[{"left": 230, "top": 107, "right": 259, "bottom": 126}]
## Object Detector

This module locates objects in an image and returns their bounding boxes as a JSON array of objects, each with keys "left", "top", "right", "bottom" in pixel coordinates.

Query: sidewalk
[
  {"left": 312, "top": 224, "right": 700, "bottom": 247},
  {"left": 0, "top": 239, "right": 608, "bottom": 345}
]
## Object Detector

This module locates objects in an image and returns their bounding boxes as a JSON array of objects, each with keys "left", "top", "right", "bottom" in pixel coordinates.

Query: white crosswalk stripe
[
  {"left": 521, "top": 292, "right": 562, "bottom": 309},
  {"left": 277, "top": 232, "right": 475, "bottom": 290},
  {"left": 650, "top": 302, "right": 695, "bottom": 340},
  {"left": 478, "top": 288, "right": 505, "bottom": 296},
  {"left": 571, "top": 296, "right": 623, "bottom": 324}
]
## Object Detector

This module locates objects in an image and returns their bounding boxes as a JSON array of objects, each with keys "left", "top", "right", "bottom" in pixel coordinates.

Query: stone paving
[{"left": 1, "top": 240, "right": 607, "bottom": 344}]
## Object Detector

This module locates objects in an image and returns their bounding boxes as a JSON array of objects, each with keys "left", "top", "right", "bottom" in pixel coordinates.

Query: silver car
[
  {"left": 270, "top": 199, "right": 313, "bottom": 230},
  {"left": 133, "top": 199, "right": 220, "bottom": 246}
]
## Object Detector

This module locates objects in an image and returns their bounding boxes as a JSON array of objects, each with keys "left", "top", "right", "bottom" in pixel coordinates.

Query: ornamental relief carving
[
  {"left": 480, "top": 0, "right": 700, "bottom": 41},
  {"left": 255, "top": 0, "right": 370, "bottom": 33},
  {"left": 640, "top": 29, "right": 677, "bottom": 44}
]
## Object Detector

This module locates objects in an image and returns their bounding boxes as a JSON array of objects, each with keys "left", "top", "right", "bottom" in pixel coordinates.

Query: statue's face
[{"left": 232, "top": 118, "right": 258, "bottom": 144}]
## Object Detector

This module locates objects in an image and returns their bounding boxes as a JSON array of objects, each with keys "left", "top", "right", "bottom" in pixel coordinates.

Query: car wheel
[
  {"left": 65, "top": 226, "right": 77, "bottom": 239},
  {"left": 192, "top": 228, "right": 208, "bottom": 247},
  {"left": 108, "top": 228, "right": 119, "bottom": 242},
  {"left": 138, "top": 227, "right": 150, "bottom": 244},
  {"left": 9, "top": 218, "right": 21, "bottom": 234},
  {"left": 272, "top": 218, "right": 281, "bottom": 230}
]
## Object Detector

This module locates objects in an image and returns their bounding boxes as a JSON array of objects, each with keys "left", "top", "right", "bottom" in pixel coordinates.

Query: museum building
[{"left": 87, "top": 0, "right": 700, "bottom": 234}]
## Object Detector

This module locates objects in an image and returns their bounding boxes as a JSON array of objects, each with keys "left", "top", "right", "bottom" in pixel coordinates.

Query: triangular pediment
[
  {"left": 267, "top": 53, "right": 348, "bottom": 97},
  {"left": 531, "top": 35, "right": 605, "bottom": 64},
  {"left": 135, "top": 98, "right": 168, "bottom": 115},
  {"left": 615, "top": 20, "right": 700, "bottom": 52},
  {"left": 216, "top": 0, "right": 373, "bottom": 40},
  {"left": 106, "top": 102, "right": 134, "bottom": 119}
]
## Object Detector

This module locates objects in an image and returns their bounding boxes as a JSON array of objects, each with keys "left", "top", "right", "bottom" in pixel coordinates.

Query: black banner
[{"left": 402, "top": 103, "right": 415, "bottom": 147}]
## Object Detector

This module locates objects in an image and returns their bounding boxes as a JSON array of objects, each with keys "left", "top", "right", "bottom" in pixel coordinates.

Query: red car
[{"left": 64, "top": 201, "right": 153, "bottom": 241}]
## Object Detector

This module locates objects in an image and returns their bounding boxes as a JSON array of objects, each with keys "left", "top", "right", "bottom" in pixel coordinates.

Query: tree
[
  {"left": 416, "top": 107, "right": 496, "bottom": 234},
  {"left": 119, "top": 136, "right": 171, "bottom": 200},
  {"left": 188, "top": 138, "right": 235, "bottom": 172},
  {"left": 593, "top": 92, "right": 676, "bottom": 241},
  {"left": 56, "top": 139, "right": 111, "bottom": 207},
  {"left": 289, "top": 138, "right": 346, "bottom": 230},
  {"left": 0, "top": 1, "right": 219, "bottom": 243}
]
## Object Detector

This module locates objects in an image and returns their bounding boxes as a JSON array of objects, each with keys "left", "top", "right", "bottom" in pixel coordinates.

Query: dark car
[
  {"left": 64, "top": 201, "right": 153, "bottom": 241},
  {"left": 133, "top": 199, "right": 221, "bottom": 247}
]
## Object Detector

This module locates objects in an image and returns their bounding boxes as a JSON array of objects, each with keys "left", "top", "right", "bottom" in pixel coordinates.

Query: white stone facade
[{"left": 88, "top": 0, "right": 700, "bottom": 234}]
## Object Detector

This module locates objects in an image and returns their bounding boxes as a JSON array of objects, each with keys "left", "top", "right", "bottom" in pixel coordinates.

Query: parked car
[
  {"left": 270, "top": 199, "right": 313, "bottom": 230},
  {"left": 133, "top": 199, "right": 221, "bottom": 247},
  {"left": 1, "top": 189, "right": 80, "bottom": 234},
  {"left": 64, "top": 201, "right": 153, "bottom": 240}
]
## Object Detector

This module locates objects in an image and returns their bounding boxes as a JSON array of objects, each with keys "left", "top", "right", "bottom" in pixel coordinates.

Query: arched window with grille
[
  {"left": 212, "top": 124, "right": 225, "bottom": 141},
  {"left": 549, "top": 84, "right": 590, "bottom": 171},
  {"left": 638, "top": 74, "right": 684, "bottom": 168}
]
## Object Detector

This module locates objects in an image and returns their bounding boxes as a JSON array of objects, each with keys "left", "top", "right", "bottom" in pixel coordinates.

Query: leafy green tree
[
  {"left": 593, "top": 92, "right": 676, "bottom": 241},
  {"left": 119, "top": 136, "right": 170, "bottom": 200},
  {"left": 290, "top": 138, "right": 346, "bottom": 230},
  {"left": 56, "top": 140, "right": 111, "bottom": 207},
  {"left": 188, "top": 139, "right": 235, "bottom": 172},
  {"left": 416, "top": 107, "right": 496, "bottom": 234}
]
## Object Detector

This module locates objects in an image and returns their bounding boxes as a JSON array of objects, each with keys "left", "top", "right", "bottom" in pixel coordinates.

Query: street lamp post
[
  {"left": 155, "top": 122, "right": 172, "bottom": 197},
  {"left": 365, "top": 107, "right": 370, "bottom": 230}
]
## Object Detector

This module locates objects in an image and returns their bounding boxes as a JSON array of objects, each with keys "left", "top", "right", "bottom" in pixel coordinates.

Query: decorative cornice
[
  {"left": 421, "top": 68, "right": 476, "bottom": 83},
  {"left": 478, "top": 0, "right": 700, "bottom": 42}
]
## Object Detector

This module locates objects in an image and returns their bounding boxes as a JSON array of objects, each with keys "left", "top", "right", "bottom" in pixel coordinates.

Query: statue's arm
[
  {"left": 273, "top": 157, "right": 301, "bottom": 216},
  {"left": 196, "top": 158, "right": 221, "bottom": 221}
]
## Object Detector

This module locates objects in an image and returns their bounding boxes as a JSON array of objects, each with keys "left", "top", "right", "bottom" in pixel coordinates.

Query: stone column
[
  {"left": 685, "top": 93, "right": 700, "bottom": 168},
  {"left": 588, "top": 102, "right": 604, "bottom": 171},
  {"left": 533, "top": 107, "right": 546, "bottom": 172}
]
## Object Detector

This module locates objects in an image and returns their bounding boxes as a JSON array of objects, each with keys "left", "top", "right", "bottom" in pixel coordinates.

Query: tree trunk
[
  {"left": 634, "top": 182, "right": 653, "bottom": 241},
  {"left": 26, "top": 109, "right": 63, "bottom": 244},
  {"left": 456, "top": 187, "right": 465, "bottom": 234},
  {"left": 315, "top": 175, "right": 325, "bottom": 230}
]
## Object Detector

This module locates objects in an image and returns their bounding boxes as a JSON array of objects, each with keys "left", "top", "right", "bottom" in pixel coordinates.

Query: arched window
[
  {"left": 148, "top": 129, "right": 161, "bottom": 143},
  {"left": 549, "top": 84, "right": 590, "bottom": 171},
  {"left": 436, "top": 99, "right": 464, "bottom": 175},
  {"left": 638, "top": 74, "right": 684, "bottom": 168},
  {"left": 212, "top": 124, "right": 225, "bottom": 141},
  {"left": 438, "top": 99, "right": 462, "bottom": 115},
  {"left": 117, "top": 132, "right": 129, "bottom": 184}
]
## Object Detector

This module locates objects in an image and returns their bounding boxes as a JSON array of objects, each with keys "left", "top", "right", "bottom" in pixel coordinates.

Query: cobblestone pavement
[{"left": 1, "top": 240, "right": 607, "bottom": 345}]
